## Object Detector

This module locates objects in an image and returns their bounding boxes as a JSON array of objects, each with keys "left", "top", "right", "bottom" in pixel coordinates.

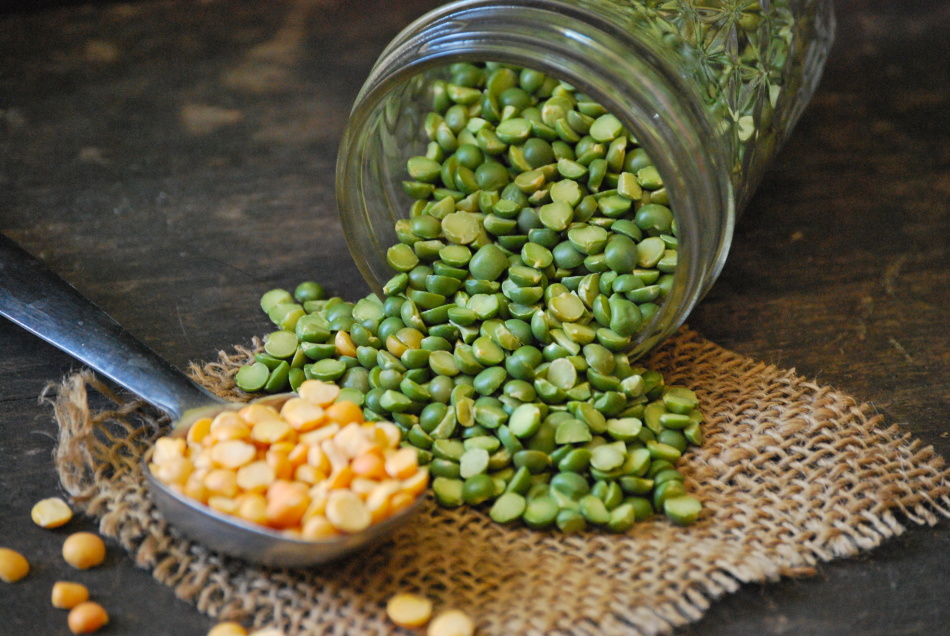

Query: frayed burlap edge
[{"left": 44, "top": 329, "right": 950, "bottom": 636}]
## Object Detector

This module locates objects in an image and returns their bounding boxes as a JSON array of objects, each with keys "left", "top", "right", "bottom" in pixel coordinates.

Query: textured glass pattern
[{"left": 574, "top": 0, "right": 834, "bottom": 206}]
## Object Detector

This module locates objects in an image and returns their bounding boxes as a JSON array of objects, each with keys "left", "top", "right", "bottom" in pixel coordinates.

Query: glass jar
[{"left": 336, "top": 0, "right": 835, "bottom": 359}]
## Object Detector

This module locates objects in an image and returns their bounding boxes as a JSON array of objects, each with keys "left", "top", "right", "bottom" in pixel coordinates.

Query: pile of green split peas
[{"left": 236, "top": 62, "right": 704, "bottom": 530}]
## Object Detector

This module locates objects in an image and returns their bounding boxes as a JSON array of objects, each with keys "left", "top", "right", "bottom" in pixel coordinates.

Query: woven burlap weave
[{"left": 47, "top": 328, "right": 950, "bottom": 635}]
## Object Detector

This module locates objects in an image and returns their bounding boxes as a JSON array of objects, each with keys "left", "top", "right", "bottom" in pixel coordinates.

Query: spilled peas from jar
[{"left": 235, "top": 62, "right": 702, "bottom": 530}]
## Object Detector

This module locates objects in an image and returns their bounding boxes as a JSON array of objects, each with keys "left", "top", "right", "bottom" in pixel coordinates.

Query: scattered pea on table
[
  {"left": 207, "top": 623, "right": 249, "bottom": 636},
  {"left": 31, "top": 497, "right": 73, "bottom": 529},
  {"left": 51, "top": 581, "right": 90, "bottom": 609},
  {"left": 62, "top": 532, "right": 106, "bottom": 570},
  {"left": 0, "top": 547, "right": 30, "bottom": 583},
  {"left": 67, "top": 601, "right": 109, "bottom": 634},
  {"left": 386, "top": 592, "right": 434, "bottom": 628}
]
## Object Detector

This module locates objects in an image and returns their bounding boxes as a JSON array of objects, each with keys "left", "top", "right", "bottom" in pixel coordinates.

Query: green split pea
[{"left": 235, "top": 61, "right": 702, "bottom": 530}]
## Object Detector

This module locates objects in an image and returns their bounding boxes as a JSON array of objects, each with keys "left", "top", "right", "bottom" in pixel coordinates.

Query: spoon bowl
[
  {"left": 144, "top": 443, "right": 423, "bottom": 568},
  {"left": 0, "top": 232, "right": 423, "bottom": 567}
]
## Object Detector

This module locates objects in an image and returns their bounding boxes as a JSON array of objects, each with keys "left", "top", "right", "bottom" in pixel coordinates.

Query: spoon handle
[{"left": 0, "top": 232, "right": 222, "bottom": 420}]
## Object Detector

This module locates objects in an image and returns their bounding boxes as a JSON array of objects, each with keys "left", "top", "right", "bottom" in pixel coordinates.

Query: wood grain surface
[{"left": 1, "top": 1, "right": 947, "bottom": 634}]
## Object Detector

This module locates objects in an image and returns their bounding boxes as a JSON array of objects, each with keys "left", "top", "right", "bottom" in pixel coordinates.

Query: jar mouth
[{"left": 337, "top": 0, "right": 734, "bottom": 359}]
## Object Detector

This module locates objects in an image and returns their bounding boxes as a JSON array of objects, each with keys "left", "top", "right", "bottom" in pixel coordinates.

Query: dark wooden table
[{"left": 1, "top": 1, "right": 947, "bottom": 634}]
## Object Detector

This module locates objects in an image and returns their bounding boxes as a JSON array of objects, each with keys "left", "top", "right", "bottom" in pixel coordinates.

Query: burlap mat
[{"left": 45, "top": 328, "right": 950, "bottom": 635}]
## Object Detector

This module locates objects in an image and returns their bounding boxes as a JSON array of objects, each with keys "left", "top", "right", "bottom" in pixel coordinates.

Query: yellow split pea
[
  {"left": 31, "top": 497, "right": 73, "bottom": 528},
  {"left": 62, "top": 532, "right": 106, "bottom": 570},
  {"left": 67, "top": 601, "right": 109, "bottom": 634},
  {"left": 52, "top": 581, "right": 90, "bottom": 609},
  {"left": 0, "top": 547, "right": 30, "bottom": 583},
  {"left": 385, "top": 591, "right": 477, "bottom": 636},
  {"left": 428, "top": 609, "right": 476, "bottom": 636},
  {"left": 207, "top": 622, "right": 248, "bottom": 636},
  {"left": 148, "top": 380, "right": 428, "bottom": 540},
  {"left": 386, "top": 592, "right": 433, "bottom": 628}
]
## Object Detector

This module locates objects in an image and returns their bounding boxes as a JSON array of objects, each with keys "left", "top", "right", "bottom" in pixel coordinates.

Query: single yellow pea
[
  {"left": 0, "top": 547, "right": 30, "bottom": 583},
  {"left": 297, "top": 379, "right": 340, "bottom": 406},
  {"left": 52, "top": 581, "right": 90, "bottom": 609},
  {"left": 62, "top": 532, "right": 106, "bottom": 570},
  {"left": 207, "top": 621, "right": 249, "bottom": 636},
  {"left": 386, "top": 592, "right": 433, "bottom": 628},
  {"left": 67, "top": 601, "right": 109, "bottom": 634},
  {"left": 428, "top": 609, "right": 476, "bottom": 636},
  {"left": 325, "top": 490, "right": 371, "bottom": 533},
  {"left": 31, "top": 497, "right": 74, "bottom": 529},
  {"left": 385, "top": 447, "right": 419, "bottom": 480}
]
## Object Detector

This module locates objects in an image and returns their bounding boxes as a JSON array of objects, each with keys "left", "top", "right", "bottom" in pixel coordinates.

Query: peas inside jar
[{"left": 238, "top": 62, "right": 704, "bottom": 532}]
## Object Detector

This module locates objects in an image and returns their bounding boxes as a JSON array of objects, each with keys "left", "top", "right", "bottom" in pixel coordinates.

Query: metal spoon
[{"left": 0, "top": 232, "right": 421, "bottom": 567}]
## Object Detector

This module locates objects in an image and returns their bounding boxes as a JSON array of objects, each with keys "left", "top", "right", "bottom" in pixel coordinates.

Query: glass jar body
[{"left": 336, "top": 0, "right": 834, "bottom": 358}]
